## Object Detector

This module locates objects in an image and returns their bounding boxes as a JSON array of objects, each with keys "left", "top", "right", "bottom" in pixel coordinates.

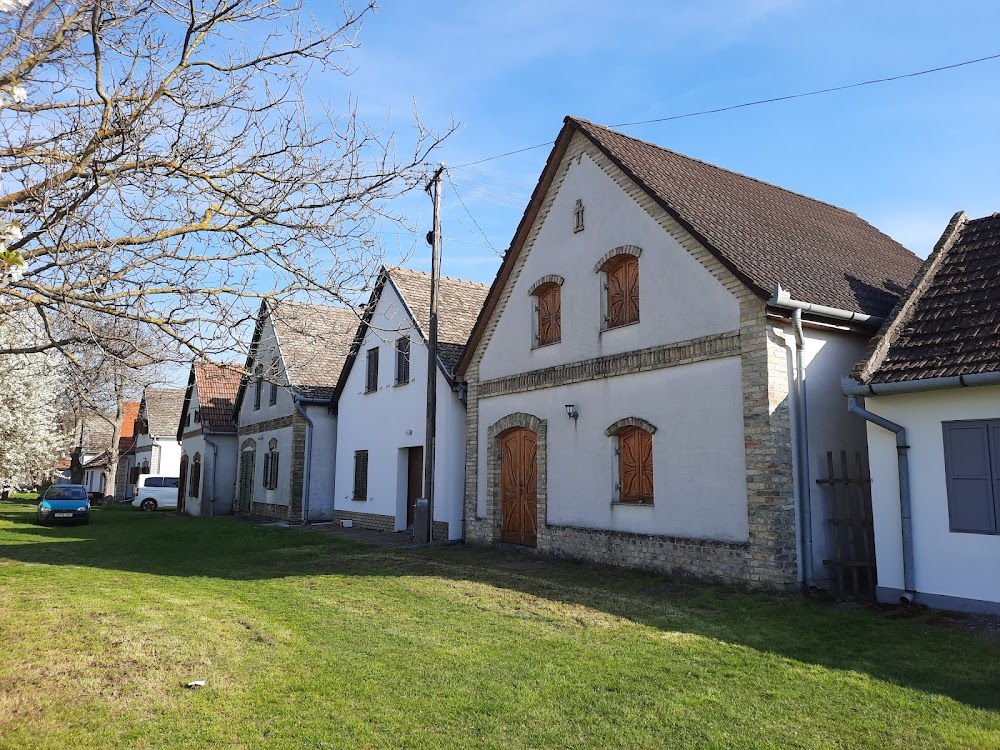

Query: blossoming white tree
[{"left": 0, "top": 320, "right": 66, "bottom": 490}]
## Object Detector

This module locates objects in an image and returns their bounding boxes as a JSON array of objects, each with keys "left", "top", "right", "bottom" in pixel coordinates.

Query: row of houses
[{"left": 117, "top": 117, "right": 1000, "bottom": 615}]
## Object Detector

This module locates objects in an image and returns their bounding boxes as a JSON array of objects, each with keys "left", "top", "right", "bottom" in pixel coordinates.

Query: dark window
[
  {"left": 263, "top": 439, "right": 279, "bottom": 490},
  {"left": 604, "top": 255, "right": 639, "bottom": 328},
  {"left": 617, "top": 426, "right": 653, "bottom": 504},
  {"left": 144, "top": 477, "right": 163, "bottom": 488},
  {"left": 194, "top": 409, "right": 200, "bottom": 424},
  {"left": 129, "top": 466, "right": 140, "bottom": 484},
  {"left": 190, "top": 454, "right": 202, "bottom": 498},
  {"left": 253, "top": 364, "right": 264, "bottom": 410},
  {"left": 163, "top": 477, "right": 179, "bottom": 488},
  {"left": 45, "top": 486, "right": 87, "bottom": 500},
  {"left": 395, "top": 337, "right": 410, "bottom": 385},
  {"left": 353, "top": 450, "right": 369, "bottom": 500},
  {"left": 943, "top": 420, "right": 1000, "bottom": 533},
  {"left": 269, "top": 358, "right": 279, "bottom": 405},
  {"left": 365, "top": 348, "right": 379, "bottom": 393},
  {"left": 535, "top": 283, "right": 561, "bottom": 346},
  {"left": 185, "top": 412, "right": 191, "bottom": 427}
]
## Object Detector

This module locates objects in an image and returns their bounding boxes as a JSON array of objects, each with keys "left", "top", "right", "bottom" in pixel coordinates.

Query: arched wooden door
[
  {"left": 500, "top": 428, "right": 538, "bottom": 546},
  {"left": 177, "top": 455, "right": 188, "bottom": 514}
]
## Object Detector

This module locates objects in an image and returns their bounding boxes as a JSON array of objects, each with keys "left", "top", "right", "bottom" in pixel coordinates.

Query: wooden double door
[{"left": 500, "top": 428, "right": 538, "bottom": 546}]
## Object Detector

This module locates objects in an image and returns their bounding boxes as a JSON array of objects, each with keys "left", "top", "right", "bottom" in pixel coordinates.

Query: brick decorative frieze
[
  {"left": 462, "top": 132, "right": 799, "bottom": 590},
  {"left": 479, "top": 330, "right": 740, "bottom": 399},
  {"left": 238, "top": 414, "right": 294, "bottom": 435},
  {"left": 181, "top": 428, "right": 203, "bottom": 441}
]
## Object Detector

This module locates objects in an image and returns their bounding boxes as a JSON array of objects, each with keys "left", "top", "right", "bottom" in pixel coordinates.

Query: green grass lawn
[{"left": 1, "top": 499, "right": 999, "bottom": 749}]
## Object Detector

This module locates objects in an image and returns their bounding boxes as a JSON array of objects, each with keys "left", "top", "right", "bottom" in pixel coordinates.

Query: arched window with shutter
[
  {"left": 595, "top": 246, "right": 641, "bottom": 330},
  {"left": 190, "top": 453, "right": 202, "bottom": 498},
  {"left": 528, "top": 275, "right": 564, "bottom": 348},
  {"left": 263, "top": 438, "right": 279, "bottom": 490},
  {"left": 607, "top": 418, "right": 656, "bottom": 505}
]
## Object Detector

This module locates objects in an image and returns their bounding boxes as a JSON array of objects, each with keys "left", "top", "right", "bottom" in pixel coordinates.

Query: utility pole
[{"left": 418, "top": 165, "right": 444, "bottom": 544}]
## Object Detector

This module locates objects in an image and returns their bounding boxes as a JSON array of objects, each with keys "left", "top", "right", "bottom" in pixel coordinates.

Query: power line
[
  {"left": 445, "top": 172, "right": 505, "bottom": 257},
  {"left": 448, "top": 165, "right": 532, "bottom": 191},
  {"left": 452, "top": 51, "right": 1000, "bottom": 168}
]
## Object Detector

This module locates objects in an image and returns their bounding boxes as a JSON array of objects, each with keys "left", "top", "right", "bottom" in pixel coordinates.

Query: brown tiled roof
[
  {"left": 458, "top": 117, "right": 921, "bottom": 376},
  {"left": 143, "top": 387, "right": 186, "bottom": 437},
  {"left": 387, "top": 266, "right": 490, "bottom": 376},
  {"left": 80, "top": 413, "right": 114, "bottom": 452},
  {"left": 269, "top": 300, "right": 360, "bottom": 400},
  {"left": 571, "top": 118, "right": 921, "bottom": 317},
  {"left": 852, "top": 212, "right": 1000, "bottom": 385},
  {"left": 194, "top": 362, "right": 241, "bottom": 432}
]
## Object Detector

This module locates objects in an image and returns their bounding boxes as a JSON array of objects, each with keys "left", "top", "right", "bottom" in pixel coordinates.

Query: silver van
[{"left": 132, "top": 475, "right": 180, "bottom": 511}]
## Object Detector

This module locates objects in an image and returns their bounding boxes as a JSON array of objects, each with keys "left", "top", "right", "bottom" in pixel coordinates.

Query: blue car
[{"left": 37, "top": 484, "right": 91, "bottom": 525}]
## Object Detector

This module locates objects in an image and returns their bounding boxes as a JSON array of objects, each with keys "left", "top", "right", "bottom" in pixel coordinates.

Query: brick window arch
[
  {"left": 608, "top": 419, "right": 655, "bottom": 505},
  {"left": 529, "top": 275, "right": 564, "bottom": 348}
]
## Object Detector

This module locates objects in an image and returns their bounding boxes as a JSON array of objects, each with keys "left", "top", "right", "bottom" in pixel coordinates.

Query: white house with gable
[
  {"left": 332, "top": 266, "right": 489, "bottom": 541},
  {"left": 233, "top": 299, "right": 357, "bottom": 523},
  {"left": 134, "top": 387, "right": 185, "bottom": 481},
  {"left": 845, "top": 211, "right": 1000, "bottom": 613},
  {"left": 177, "top": 361, "right": 242, "bottom": 516},
  {"left": 457, "top": 116, "right": 921, "bottom": 590}
]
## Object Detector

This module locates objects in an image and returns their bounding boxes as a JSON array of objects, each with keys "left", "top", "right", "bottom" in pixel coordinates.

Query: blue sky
[{"left": 306, "top": 0, "right": 1000, "bottom": 286}]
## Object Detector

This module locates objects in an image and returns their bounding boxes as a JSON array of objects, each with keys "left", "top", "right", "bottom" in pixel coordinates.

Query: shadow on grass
[{"left": 2, "top": 501, "right": 1000, "bottom": 712}]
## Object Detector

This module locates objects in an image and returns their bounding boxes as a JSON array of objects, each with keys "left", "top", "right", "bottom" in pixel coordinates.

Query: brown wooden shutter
[
  {"left": 353, "top": 450, "right": 369, "bottom": 499},
  {"left": 537, "top": 284, "right": 561, "bottom": 345},
  {"left": 607, "top": 255, "right": 639, "bottom": 328},
  {"left": 366, "top": 348, "right": 379, "bottom": 393},
  {"left": 619, "top": 426, "right": 653, "bottom": 503},
  {"left": 270, "top": 452, "right": 279, "bottom": 490},
  {"left": 396, "top": 337, "right": 410, "bottom": 384},
  {"left": 944, "top": 421, "right": 997, "bottom": 532},
  {"left": 129, "top": 466, "right": 140, "bottom": 483}
]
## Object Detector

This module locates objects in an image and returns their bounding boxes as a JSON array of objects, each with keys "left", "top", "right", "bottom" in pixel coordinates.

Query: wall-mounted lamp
[{"left": 565, "top": 404, "right": 578, "bottom": 421}]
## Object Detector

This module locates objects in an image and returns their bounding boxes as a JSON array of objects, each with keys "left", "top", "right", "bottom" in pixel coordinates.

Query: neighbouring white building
[
  {"left": 332, "top": 266, "right": 489, "bottom": 541},
  {"left": 177, "top": 361, "right": 242, "bottom": 516},
  {"left": 846, "top": 211, "right": 1000, "bottom": 613},
  {"left": 457, "top": 117, "right": 920, "bottom": 589},
  {"left": 233, "top": 299, "right": 357, "bottom": 522},
  {"left": 134, "top": 387, "right": 185, "bottom": 481}
]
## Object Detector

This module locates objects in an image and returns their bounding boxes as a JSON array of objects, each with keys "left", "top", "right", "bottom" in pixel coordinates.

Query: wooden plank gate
[{"left": 815, "top": 450, "right": 877, "bottom": 599}]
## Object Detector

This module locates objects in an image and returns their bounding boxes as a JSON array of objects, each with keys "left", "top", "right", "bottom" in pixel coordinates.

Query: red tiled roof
[{"left": 194, "top": 361, "right": 241, "bottom": 433}]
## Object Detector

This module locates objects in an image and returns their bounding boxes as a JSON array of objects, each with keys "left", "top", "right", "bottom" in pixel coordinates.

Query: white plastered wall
[
  {"left": 334, "top": 281, "right": 466, "bottom": 539},
  {"left": 865, "top": 385, "right": 1000, "bottom": 606},
  {"left": 777, "top": 324, "right": 870, "bottom": 584},
  {"left": 478, "top": 149, "right": 740, "bottom": 382},
  {"left": 477, "top": 358, "right": 749, "bottom": 541}
]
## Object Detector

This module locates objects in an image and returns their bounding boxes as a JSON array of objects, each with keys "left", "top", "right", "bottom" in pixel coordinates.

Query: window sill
[
  {"left": 393, "top": 381, "right": 410, "bottom": 388},
  {"left": 530, "top": 340, "right": 560, "bottom": 351},
  {"left": 611, "top": 500, "right": 654, "bottom": 507},
  {"left": 600, "top": 320, "right": 639, "bottom": 335},
  {"left": 363, "top": 389, "right": 377, "bottom": 395},
  {"left": 351, "top": 497, "right": 369, "bottom": 502}
]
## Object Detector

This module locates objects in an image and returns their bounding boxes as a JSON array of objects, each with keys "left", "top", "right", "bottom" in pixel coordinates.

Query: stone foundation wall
[
  {"left": 250, "top": 501, "right": 291, "bottom": 521},
  {"left": 541, "top": 525, "right": 754, "bottom": 585},
  {"left": 331, "top": 510, "right": 450, "bottom": 541}
]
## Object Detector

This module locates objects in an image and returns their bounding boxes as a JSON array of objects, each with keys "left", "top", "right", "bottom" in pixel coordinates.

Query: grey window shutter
[
  {"left": 944, "top": 421, "right": 997, "bottom": 533},
  {"left": 396, "top": 337, "right": 410, "bottom": 384},
  {"left": 366, "top": 348, "right": 378, "bottom": 393},
  {"left": 354, "top": 450, "right": 368, "bottom": 499}
]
